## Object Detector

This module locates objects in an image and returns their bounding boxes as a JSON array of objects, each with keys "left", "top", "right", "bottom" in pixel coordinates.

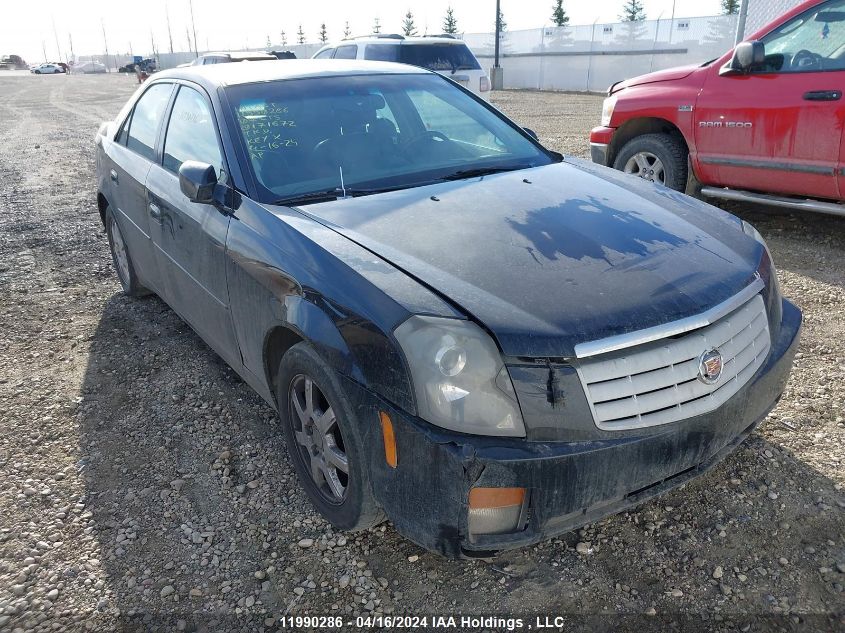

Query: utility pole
[
  {"left": 668, "top": 0, "right": 676, "bottom": 44},
  {"left": 491, "top": 0, "right": 503, "bottom": 90},
  {"left": 101, "top": 20, "right": 111, "bottom": 71},
  {"left": 51, "top": 16, "right": 63, "bottom": 62},
  {"left": 188, "top": 0, "right": 199, "bottom": 56},
  {"left": 165, "top": 1, "right": 174, "bottom": 53},
  {"left": 494, "top": 0, "right": 501, "bottom": 69},
  {"left": 42, "top": 40, "right": 48, "bottom": 63},
  {"left": 68, "top": 33, "right": 75, "bottom": 63},
  {"left": 735, "top": 0, "right": 749, "bottom": 44}
]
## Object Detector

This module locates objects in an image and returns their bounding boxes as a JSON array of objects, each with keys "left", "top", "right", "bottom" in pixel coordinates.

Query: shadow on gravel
[
  {"left": 76, "top": 291, "right": 844, "bottom": 632},
  {"left": 721, "top": 203, "right": 845, "bottom": 292}
]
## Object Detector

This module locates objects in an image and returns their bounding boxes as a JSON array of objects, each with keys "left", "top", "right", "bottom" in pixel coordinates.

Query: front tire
[
  {"left": 104, "top": 205, "right": 150, "bottom": 297},
  {"left": 613, "top": 133, "right": 688, "bottom": 191},
  {"left": 276, "top": 342, "right": 384, "bottom": 532}
]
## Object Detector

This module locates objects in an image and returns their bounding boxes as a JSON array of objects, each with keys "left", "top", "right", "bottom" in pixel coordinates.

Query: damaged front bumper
[{"left": 344, "top": 299, "right": 801, "bottom": 558}]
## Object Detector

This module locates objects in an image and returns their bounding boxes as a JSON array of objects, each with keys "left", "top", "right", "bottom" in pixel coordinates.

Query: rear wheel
[
  {"left": 105, "top": 206, "right": 150, "bottom": 297},
  {"left": 276, "top": 342, "right": 384, "bottom": 531},
  {"left": 613, "top": 133, "right": 688, "bottom": 191}
]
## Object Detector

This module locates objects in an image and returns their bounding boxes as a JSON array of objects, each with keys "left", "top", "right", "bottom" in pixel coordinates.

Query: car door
[
  {"left": 694, "top": 0, "right": 845, "bottom": 200},
  {"left": 104, "top": 82, "right": 174, "bottom": 293},
  {"left": 145, "top": 83, "right": 241, "bottom": 366}
]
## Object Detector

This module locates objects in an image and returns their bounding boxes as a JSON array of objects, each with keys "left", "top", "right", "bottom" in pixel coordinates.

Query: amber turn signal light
[
  {"left": 379, "top": 411, "right": 397, "bottom": 468},
  {"left": 468, "top": 487, "right": 526, "bottom": 538}
]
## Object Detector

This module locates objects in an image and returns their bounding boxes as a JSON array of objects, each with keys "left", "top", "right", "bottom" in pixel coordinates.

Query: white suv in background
[{"left": 314, "top": 35, "right": 491, "bottom": 100}]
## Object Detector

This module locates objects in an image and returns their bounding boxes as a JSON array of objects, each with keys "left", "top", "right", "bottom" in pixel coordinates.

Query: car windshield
[{"left": 226, "top": 73, "right": 553, "bottom": 204}]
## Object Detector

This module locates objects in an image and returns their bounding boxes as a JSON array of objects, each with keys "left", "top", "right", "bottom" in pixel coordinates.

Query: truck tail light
[
  {"left": 479, "top": 76, "right": 490, "bottom": 92},
  {"left": 468, "top": 487, "right": 526, "bottom": 537}
]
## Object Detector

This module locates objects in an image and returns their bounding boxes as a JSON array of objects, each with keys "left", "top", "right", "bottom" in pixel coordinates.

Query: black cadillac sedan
[{"left": 95, "top": 60, "right": 801, "bottom": 558}]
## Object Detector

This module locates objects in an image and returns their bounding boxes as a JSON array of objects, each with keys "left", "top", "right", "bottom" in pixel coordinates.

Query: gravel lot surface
[{"left": 0, "top": 75, "right": 843, "bottom": 632}]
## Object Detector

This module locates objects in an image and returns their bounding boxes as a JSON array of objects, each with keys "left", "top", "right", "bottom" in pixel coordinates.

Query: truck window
[{"left": 759, "top": 0, "right": 845, "bottom": 72}]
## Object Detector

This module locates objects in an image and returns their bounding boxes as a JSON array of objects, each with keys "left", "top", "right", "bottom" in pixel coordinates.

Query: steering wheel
[
  {"left": 791, "top": 49, "right": 823, "bottom": 70},
  {"left": 402, "top": 130, "right": 450, "bottom": 155}
]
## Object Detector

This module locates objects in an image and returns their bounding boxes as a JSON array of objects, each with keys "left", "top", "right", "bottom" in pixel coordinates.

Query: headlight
[
  {"left": 600, "top": 96, "right": 616, "bottom": 127},
  {"left": 394, "top": 316, "right": 525, "bottom": 437},
  {"left": 742, "top": 220, "right": 781, "bottom": 300}
]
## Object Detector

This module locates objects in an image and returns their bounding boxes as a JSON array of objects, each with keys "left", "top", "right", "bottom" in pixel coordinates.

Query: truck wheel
[
  {"left": 275, "top": 342, "right": 385, "bottom": 532},
  {"left": 105, "top": 206, "right": 150, "bottom": 297},
  {"left": 613, "top": 133, "right": 688, "bottom": 191}
]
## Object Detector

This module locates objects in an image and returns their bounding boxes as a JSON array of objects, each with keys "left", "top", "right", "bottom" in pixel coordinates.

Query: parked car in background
[
  {"left": 0, "top": 54, "right": 28, "bottom": 70},
  {"left": 590, "top": 0, "right": 844, "bottom": 216},
  {"left": 73, "top": 61, "right": 108, "bottom": 74},
  {"left": 187, "top": 51, "right": 276, "bottom": 66},
  {"left": 31, "top": 63, "right": 64, "bottom": 74},
  {"left": 267, "top": 50, "right": 297, "bottom": 60},
  {"left": 95, "top": 60, "right": 800, "bottom": 558},
  {"left": 314, "top": 35, "right": 491, "bottom": 99}
]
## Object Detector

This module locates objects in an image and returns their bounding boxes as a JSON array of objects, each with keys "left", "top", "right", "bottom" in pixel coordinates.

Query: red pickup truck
[{"left": 590, "top": 0, "right": 845, "bottom": 216}]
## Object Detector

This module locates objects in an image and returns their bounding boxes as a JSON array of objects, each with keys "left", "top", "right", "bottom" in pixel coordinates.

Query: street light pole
[{"left": 188, "top": 0, "right": 199, "bottom": 57}]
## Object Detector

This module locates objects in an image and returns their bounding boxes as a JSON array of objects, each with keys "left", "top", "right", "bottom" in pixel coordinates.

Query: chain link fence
[{"left": 463, "top": 13, "right": 738, "bottom": 93}]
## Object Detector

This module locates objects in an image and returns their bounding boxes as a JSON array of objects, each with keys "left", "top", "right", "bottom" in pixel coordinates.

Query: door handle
[
  {"left": 109, "top": 169, "right": 118, "bottom": 183},
  {"left": 803, "top": 90, "right": 842, "bottom": 101},
  {"left": 148, "top": 202, "right": 162, "bottom": 222}
]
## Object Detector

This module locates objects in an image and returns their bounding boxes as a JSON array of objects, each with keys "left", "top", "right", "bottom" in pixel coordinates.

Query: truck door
[{"left": 694, "top": 0, "right": 845, "bottom": 200}]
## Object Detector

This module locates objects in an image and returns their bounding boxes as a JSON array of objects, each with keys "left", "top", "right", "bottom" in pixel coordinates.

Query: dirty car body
[{"left": 95, "top": 60, "right": 801, "bottom": 558}]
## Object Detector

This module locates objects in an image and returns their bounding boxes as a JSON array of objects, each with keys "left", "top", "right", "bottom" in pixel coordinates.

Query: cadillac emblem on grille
[{"left": 698, "top": 349, "right": 724, "bottom": 385}]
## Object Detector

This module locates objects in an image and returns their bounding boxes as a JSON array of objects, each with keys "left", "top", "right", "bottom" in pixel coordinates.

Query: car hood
[
  {"left": 610, "top": 63, "right": 701, "bottom": 93},
  {"left": 292, "top": 160, "right": 762, "bottom": 358}
]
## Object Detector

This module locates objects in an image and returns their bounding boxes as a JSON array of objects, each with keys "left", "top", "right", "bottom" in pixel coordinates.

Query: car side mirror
[
  {"left": 179, "top": 161, "right": 217, "bottom": 203},
  {"left": 722, "top": 40, "right": 765, "bottom": 75},
  {"left": 523, "top": 127, "right": 539, "bottom": 140}
]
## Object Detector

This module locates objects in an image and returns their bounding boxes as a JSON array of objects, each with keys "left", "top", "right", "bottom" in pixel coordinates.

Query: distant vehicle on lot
[
  {"left": 313, "top": 35, "right": 491, "bottom": 99},
  {"left": 119, "top": 57, "right": 157, "bottom": 73},
  {"left": 184, "top": 51, "right": 277, "bottom": 67},
  {"left": 74, "top": 61, "right": 108, "bottom": 74},
  {"left": 0, "top": 54, "right": 28, "bottom": 70},
  {"left": 590, "top": 0, "right": 845, "bottom": 216},
  {"left": 95, "top": 60, "right": 800, "bottom": 557},
  {"left": 31, "top": 63, "right": 64, "bottom": 74},
  {"left": 267, "top": 50, "right": 297, "bottom": 60}
]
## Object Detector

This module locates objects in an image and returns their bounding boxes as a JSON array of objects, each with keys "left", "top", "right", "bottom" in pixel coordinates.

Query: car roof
[
  {"left": 330, "top": 36, "right": 468, "bottom": 46},
  {"left": 203, "top": 51, "right": 276, "bottom": 60},
  {"left": 151, "top": 59, "right": 430, "bottom": 90}
]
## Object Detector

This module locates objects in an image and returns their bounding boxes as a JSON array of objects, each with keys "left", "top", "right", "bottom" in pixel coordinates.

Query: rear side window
[
  {"left": 334, "top": 45, "right": 358, "bottom": 59},
  {"left": 125, "top": 83, "right": 173, "bottom": 160},
  {"left": 163, "top": 86, "right": 223, "bottom": 174},
  {"left": 399, "top": 44, "right": 481, "bottom": 71},
  {"left": 314, "top": 48, "right": 335, "bottom": 59},
  {"left": 364, "top": 45, "right": 399, "bottom": 62}
]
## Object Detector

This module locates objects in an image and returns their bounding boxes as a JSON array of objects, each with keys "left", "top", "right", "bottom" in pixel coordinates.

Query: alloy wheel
[
  {"left": 623, "top": 151, "right": 665, "bottom": 184},
  {"left": 288, "top": 374, "right": 349, "bottom": 503}
]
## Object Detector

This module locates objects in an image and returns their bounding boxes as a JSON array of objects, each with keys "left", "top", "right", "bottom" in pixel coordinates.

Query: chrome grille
[{"left": 575, "top": 293, "right": 770, "bottom": 431}]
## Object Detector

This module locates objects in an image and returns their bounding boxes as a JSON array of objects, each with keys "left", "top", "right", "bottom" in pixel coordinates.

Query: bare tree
[
  {"left": 297, "top": 25, "right": 305, "bottom": 44},
  {"left": 373, "top": 18, "right": 381, "bottom": 34},
  {"left": 319, "top": 24, "right": 328, "bottom": 43},
  {"left": 343, "top": 21, "right": 352, "bottom": 38}
]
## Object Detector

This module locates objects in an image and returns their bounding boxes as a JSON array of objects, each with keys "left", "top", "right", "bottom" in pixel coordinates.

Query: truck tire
[{"left": 613, "top": 133, "right": 688, "bottom": 191}]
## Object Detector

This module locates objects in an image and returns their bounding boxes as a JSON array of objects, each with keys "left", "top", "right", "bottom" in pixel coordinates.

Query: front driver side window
[
  {"left": 759, "top": 0, "right": 845, "bottom": 72},
  {"left": 125, "top": 83, "right": 173, "bottom": 160},
  {"left": 162, "top": 86, "right": 224, "bottom": 174}
]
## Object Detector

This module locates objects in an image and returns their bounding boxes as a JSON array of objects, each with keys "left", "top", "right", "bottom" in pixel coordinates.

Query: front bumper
[
  {"left": 589, "top": 126, "right": 615, "bottom": 166},
  {"left": 345, "top": 299, "right": 801, "bottom": 558}
]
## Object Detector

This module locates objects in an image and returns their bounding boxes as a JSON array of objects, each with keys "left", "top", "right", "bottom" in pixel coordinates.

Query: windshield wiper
[
  {"left": 440, "top": 165, "right": 525, "bottom": 181},
  {"left": 272, "top": 185, "right": 408, "bottom": 207}
]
